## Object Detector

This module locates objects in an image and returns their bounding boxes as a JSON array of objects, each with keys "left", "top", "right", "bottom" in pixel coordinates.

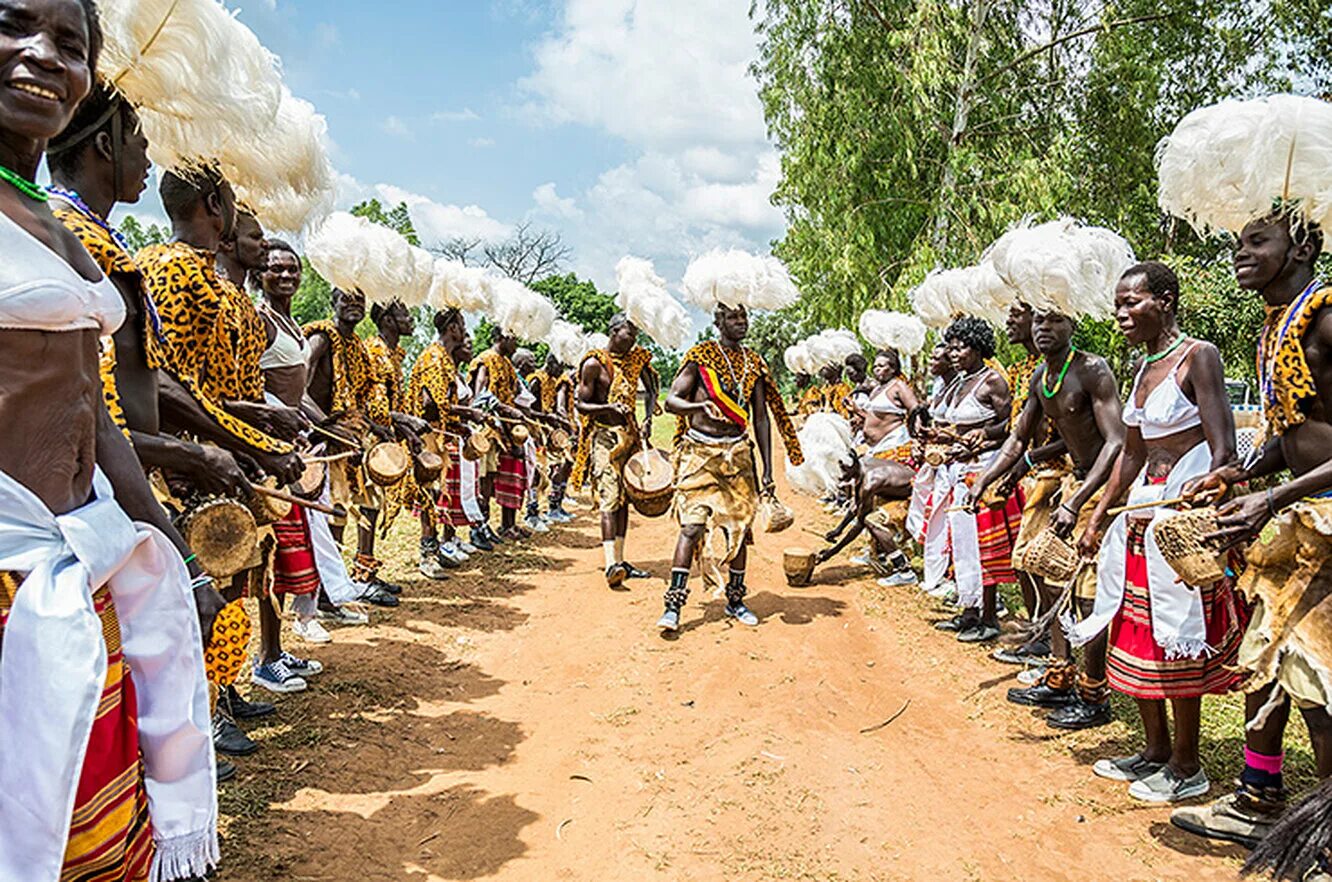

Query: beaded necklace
[
  {"left": 1142, "top": 331, "right": 1185, "bottom": 364},
  {"left": 0, "top": 163, "right": 48, "bottom": 202},
  {"left": 1041, "top": 347, "right": 1077, "bottom": 398}
]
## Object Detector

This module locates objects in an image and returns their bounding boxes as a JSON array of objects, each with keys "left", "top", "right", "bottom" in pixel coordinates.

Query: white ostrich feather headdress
[
  {"left": 615, "top": 256, "right": 692, "bottom": 350},
  {"left": 910, "top": 268, "right": 974, "bottom": 329},
  {"left": 428, "top": 260, "right": 491, "bottom": 315},
  {"left": 798, "top": 329, "right": 861, "bottom": 372},
  {"left": 484, "top": 276, "right": 557, "bottom": 341},
  {"left": 1157, "top": 94, "right": 1332, "bottom": 244},
  {"left": 229, "top": 89, "right": 335, "bottom": 234},
  {"left": 858, "top": 310, "right": 928, "bottom": 357},
  {"left": 306, "top": 212, "right": 422, "bottom": 305},
  {"left": 985, "top": 218, "right": 1135, "bottom": 321},
  {"left": 681, "top": 249, "right": 801, "bottom": 312},
  {"left": 547, "top": 320, "right": 591, "bottom": 368}
]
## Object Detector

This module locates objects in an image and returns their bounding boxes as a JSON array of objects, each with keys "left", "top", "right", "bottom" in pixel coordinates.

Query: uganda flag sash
[{"left": 699, "top": 365, "right": 749, "bottom": 428}]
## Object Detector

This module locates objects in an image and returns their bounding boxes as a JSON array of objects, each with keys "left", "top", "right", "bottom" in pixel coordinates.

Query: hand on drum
[
  {"left": 1205, "top": 491, "right": 1272, "bottom": 550},
  {"left": 259, "top": 404, "right": 307, "bottom": 441},
  {"left": 193, "top": 447, "right": 252, "bottom": 499},
  {"left": 1182, "top": 467, "right": 1239, "bottom": 507},
  {"left": 257, "top": 451, "right": 305, "bottom": 486},
  {"left": 815, "top": 547, "right": 835, "bottom": 565},
  {"left": 1051, "top": 504, "right": 1078, "bottom": 540}
]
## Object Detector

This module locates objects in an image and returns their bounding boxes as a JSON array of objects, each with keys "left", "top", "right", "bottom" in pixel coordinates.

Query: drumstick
[
  {"left": 301, "top": 451, "right": 357, "bottom": 465},
  {"left": 308, "top": 423, "right": 362, "bottom": 449},
  {"left": 251, "top": 484, "right": 340, "bottom": 517},
  {"left": 1106, "top": 496, "right": 1188, "bottom": 517}
]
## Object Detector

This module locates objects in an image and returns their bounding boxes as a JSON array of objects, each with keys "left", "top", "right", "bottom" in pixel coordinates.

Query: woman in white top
[
  {"left": 1074, "top": 261, "right": 1245, "bottom": 804},
  {"left": 860, "top": 348, "right": 920, "bottom": 461},
  {"left": 0, "top": 2, "right": 218, "bottom": 877}
]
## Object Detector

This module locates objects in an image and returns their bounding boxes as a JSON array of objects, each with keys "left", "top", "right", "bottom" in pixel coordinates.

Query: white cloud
[
  {"left": 374, "top": 183, "right": 511, "bottom": 245},
  {"left": 432, "top": 108, "right": 481, "bottom": 123},
  {"left": 381, "top": 115, "right": 413, "bottom": 139},
  {"left": 514, "top": 0, "right": 785, "bottom": 294},
  {"left": 468, "top": 137, "right": 496, "bottom": 148}
]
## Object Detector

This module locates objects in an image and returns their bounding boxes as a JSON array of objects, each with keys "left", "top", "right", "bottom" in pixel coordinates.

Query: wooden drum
[
  {"left": 293, "top": 459, "right": 327, "bottom": 501},
  {"left": 247, "top": 477, "right": 292, "bottom": 526},
  {"left": 178, "top": 498, "right": 258, "bottom": 579},
  {"left": 510, "top": 423, "right": 531, "bottom": 445},
  {"left": 623, "top": 447, "right": 674, "bottom": 518},
  {"left": 462, "top": 427, "right": 492, "bottom": 462},
  {"left": 784, "top": 547, "right": 816, "bottom": 587},
  {"left": 1155, "top": 508, "right": 1225, "bottom": 587},
  {"left": 366, "top": 441, "right": 410, "bottom": 486},
  {"left": 414, "top": 450, "right": 445, "bottom": 486}
]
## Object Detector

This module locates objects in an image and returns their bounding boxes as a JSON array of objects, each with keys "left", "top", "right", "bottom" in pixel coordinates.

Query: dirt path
[{"left": 219, "top": 480, "right": 1248, "bottom": 882}]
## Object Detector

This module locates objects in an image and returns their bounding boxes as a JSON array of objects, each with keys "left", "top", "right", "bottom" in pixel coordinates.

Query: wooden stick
[
  {"left": 252, "top": 484, "right": 340, "bottom": 517},
  {"left": 308, "top": 423, "right": 362, "bottom": 449},
  {"left": 1107, "top": 496, "right": 1188, "bottom": 517},
  {"left": 301, "top": 451, "right": 357, "bottom": 465}
]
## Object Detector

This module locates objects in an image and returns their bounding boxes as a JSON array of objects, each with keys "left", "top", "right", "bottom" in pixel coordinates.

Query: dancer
[
  {"left": 571, "top": 314, "right": 659, "bottom": 588},
  {"left": 529, "top": 351, "right": 576, "bottom": 523},
  {"left": 1072, "top": 262, "right": 1244, "bottom": 803},
  {"left": 1173, "top": 214, "right": 1332, "bottom": 840},
  {"left": 658, "top": 304, "right": 803, "bottom": 631},
  {"left": 0, "top": 4, "right": 217, "bottom": 875},
  {"left": 473, "top": 327, "right": 534, "bottom": 541},
  {"left": 906, "top": 340, "right": 961, "bottom": 597},
  {"left": 861, "top": 349, "right": 920, "bottom": 463},
  {"left": 972, "top": 307, "right": 1125, "bottom": 729}
]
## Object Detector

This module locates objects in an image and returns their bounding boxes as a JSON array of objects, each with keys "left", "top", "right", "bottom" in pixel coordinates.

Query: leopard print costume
[
  {"left": 406, "top": 342, "right": 460, "bottom": 428},
  {"left": 303, "top": 321, "right": 373, "bottom": 414},
  {"left": 136, "top": 242, "right": 291, "bottom": 454},
  {"left": 570, "top": 346, "right": 658, "bottom": 489},
  {"left": 1006, "top": 354, "right": 1040, "bottom": 432},
  {"left": 795, "top": 386, "right": 822, "bottom": 416},
  {"left": 1259, "top": 285, "right": 1332, "bottom": 435},
  {"left": 473, "top": 348, "right": 518, "bottom": 406},
  {"left": 673, "top": 340, "right": 804, "bottom": 465},
  {"left": 528, "top": 369, "right": 573, "bottom": 415},
  {"left": 364, "top": 335, "right": 406, "bottom": 427}
]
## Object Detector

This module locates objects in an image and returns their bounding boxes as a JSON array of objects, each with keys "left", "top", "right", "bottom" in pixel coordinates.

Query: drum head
[
  {"left": 294, "top": 460, "right": 328, "bottom": 499},
  {"left": 181, "top": 500, "right": 257, "bottom": 578},
  {"left": 625, "top": 448, "right": 672, "bottom": 494},
  {"left": 367, "top": 442, "right": 410, "bottom": 485}
]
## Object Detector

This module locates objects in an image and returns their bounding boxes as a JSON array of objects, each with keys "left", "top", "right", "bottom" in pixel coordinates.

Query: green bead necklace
[
  {"left": 1041, "top": 347, "right": 1077, "bottom": 398},
  {"left": 0, "top": 163, "right": 48, "bottom": 202},
  {"left": 1143, "top": 333, "right": 1186, "bottom": 364}
]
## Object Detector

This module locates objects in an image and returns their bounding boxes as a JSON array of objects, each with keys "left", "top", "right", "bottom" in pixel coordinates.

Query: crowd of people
[{"left": 2, "top": 1, "right": 1331, "bottom": 881}]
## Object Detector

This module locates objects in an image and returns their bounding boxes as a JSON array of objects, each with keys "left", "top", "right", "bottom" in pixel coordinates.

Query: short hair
[
  {"left": 369, "top": 300, "right": 406, "bottom": 326},
  {"left": 608, "top": 312, "right": 631, "bottom": 331},
  {"left": 159, "top": 168, "right": 223, "bottom": 222},
  {"left": 846, "top": 353, "right": 867, "bottom": 372},
  {"left": 944, "top": 316, "right": 996, "bottom": 359},
  {"left": 74, "top": 0, "right": 102, "bottom": 74},
  {"left": 264, "top": 238, "right": 299, "bottom": 261},
  {"left": 434, "top": 307, "right": 463, "bottom": 337},
  {"left": 1121, "top": 261, "right": 1180, "bottom": 308},
  {"left": 47, "top": 83, "right": 129, "bottom": 174},
  {"left": 875, "top": 348, "right": 902, "bottom": 373}
]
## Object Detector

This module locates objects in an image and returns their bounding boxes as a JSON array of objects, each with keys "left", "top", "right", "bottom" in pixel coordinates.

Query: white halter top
[
  {"left": 943, "top": 370, "right": 997, "bottom": 425},
  {"left": 1123, "top": 342, "right": 1203, "bottom": 440},
  {"left": 0, "top": 208, "right": 124, "bottom": 335},
  {"left": 259, "top": 308, "right": 308, "bottom": 370},
  {"left": 867, "top": 383, "right": 907, "bottom": 416}
]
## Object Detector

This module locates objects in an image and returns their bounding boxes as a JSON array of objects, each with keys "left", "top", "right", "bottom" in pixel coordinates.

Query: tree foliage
[
  {"left": 751, "top": 0, "right": 1331, "bottom": 333},
  {"left": 119, "top": 215, "right": 169, "bottom": 253}
]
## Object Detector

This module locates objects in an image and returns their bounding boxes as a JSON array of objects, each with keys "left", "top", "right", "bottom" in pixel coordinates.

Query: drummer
[
  {"left": 304, "top": 288, "right": 400, "bottom": 606},
  {"left": 970, "top": 307, "right": 1125, "bottom": 730},
  {"left": 571, "top": 313, "right": 660, "bottom": 589},
  {"left": 512, "top": 348, "right": 551, "bottom": 535},
  {"left": 529, "top": 351, "right": 577, "bottom": 523}
]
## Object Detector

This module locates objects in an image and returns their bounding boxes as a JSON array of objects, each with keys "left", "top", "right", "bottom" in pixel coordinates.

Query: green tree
[
  {"left": 531, "top": 273, "right": 616, "bottom": 334},
  {"left": 119, "top": 215, "right": 168, "bottom": 253}
]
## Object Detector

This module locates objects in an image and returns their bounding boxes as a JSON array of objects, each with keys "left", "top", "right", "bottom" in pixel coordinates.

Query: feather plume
[
  {"left": 615, "top": 256, "right": 692, "bottom": 350},
  {"left": 986, "top": 218, "right": 1134, "bottom": 320},
  {"left": 429, "top": 259, "right": 491, "bottom": 314},
  {"left": 229, "top": 88, "right": 335, "bottom": 233},
  {"left": 99, "top": 0, "right": 283, "bottom": 173},
  {"left": 964, "top": 262, "right": 1019, "bottom": 325},
  {"left": 1158, "top": 94, "right": 1332, "bottom": 240},
  {"left": 910, "top": 268, "right": 974, "bottom": 329},
  {"left": 858, "top": 310, "right": 928, "bottom": 356},
  {"left": 786, "top": 413, "right": 856, "bottom": 498},
  {"left": 783, "top": 341, "right": 812, "bottom": 375},
  {"left": 398, "top": 246, "right": 435, "bottom": 308},
  {"left": 306, "top": 212, "right": 423, "bottom": 305},
  {"left": 547, "top": 320, "right": 593, "bottom": 368},
  {"left": 485, "top": 276, "right": 557, "bottom": 341},
  {"left": 681, "top": 249, "right": 801, "bottom": 311},
  {"left": 797, "top": 329, "right": 861, "bottom": 372},
  {"left": 585, "top": 332, "right": 610, "bottom": 352}
]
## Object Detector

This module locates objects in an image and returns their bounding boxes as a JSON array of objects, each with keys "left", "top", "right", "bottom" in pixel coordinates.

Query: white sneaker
[
  {"left": 925, "top": 580, "right": 955, "bottom": 599},
  {"left": 458, "top": 540, "right": 479, "bottom": 555},
  {"left": 440, "top": 541, "right": 469, "bottom": 563},
  {"left": 524, "top": 515, "right": 550, "bottom": 533},
  {"left": 292, "top": 617, "right": 332, "bottom": 644},
  {"left": 419, "top": 556, "right": 450, "bottom": 580},
  {"left": 877, "top": 570, "right": 919, "bottom": 588},
  {"left": 318, "top": 604, "right": 370, "bottom": 626}
]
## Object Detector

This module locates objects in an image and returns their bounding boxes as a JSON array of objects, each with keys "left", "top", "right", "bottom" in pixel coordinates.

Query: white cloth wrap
[
  {"left": 311, "top": 484, "right": 360, "bottom": 606},
  {"left": 908, "top": 451, "right": 997, "bottom": 605},
  {"left": 0, "top": 468, "right": 217, "bottom": 882},
  {"left": 1066, "top": 441, "right": 1213, "bottom": 659}
]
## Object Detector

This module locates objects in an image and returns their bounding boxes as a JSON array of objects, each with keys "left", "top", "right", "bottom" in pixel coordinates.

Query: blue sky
[{"left": 120, "top": 0, "right": 786, "bottom": 294}]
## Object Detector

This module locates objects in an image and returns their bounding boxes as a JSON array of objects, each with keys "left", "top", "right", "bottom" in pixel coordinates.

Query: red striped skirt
[
  {"left": 494, "top": 451, "right": 527, "bottom": 511},
  {"left": 1, "top": 573, "right": 154, "bottom": 881},
  {"left": 1106, "top": 520, "right": 1248, "bottom": 700},
  {"left": 978, "top": 485, "right": 1024, "bottom": 587},
  {"left": 435, "top": 438, "right": 472, "bottom": 527},
  {"left": 272, "top": 506, "right": 320, "bottom": 596}
]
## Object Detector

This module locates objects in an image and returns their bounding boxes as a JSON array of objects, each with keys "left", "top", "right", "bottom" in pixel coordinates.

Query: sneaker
[
  {"left": 221, "top": 684, "right": 276, "bottom": 721},
  {"left": 1016, "top": 665, "right": 1047, "bottom": 686},
  {"left": 440, "top": 540, "right": 469, "bottom": 563},
  {"left": 992, "top": 642, "right": 1051, "bottom": 666},
  {"left": 467, "top": 531, "right": 493, "bottom": 552},
  {"left": 606, "top": 564, "right": 628, "bottom": 589},
  {"left": 457, "top": 540, "right": 480, "bottom": 555},
  {"left": 419, "top": 556, "right": 451, "bottom": 580},
  {"left": 850, "top": 552, "right": 874, "bottom": 567},
  {"left": 925, "top": 580, "right": 956, "bottom": 599},
  {"left": 1170, "top": 789, "right": 1286, "bottom": 848},
  {"left": 877, "top": 570, "right": 919, "bottom": 588},
  {"left": 251, "top": 658, "right": 307, "bottom": 693},
  {"left": 524, "top": 515, "right": 550, "bottom": 533},
  {"left": 1129, "top": 767, "right": 1210, "bottom": 804},
  {"left": 358, "top": 583, "right": 400, "bottom": 607},
  {"left": 481, "top": 525, "right": 504, "bottom": 545},
  {"left": 657, "top": 609, "right": 681, "bottom": 631},
  {"left": 1007, "top": 680, "right": 1076, "bottom": 709},
  {"left": 279, "top": 650, "right": 323, "bottom": 677},
  {"left": 725, "top": 603, "right": 760, "bottom": 627},
  {"left": 622, "top": 562, "right": 652, "bottom": 580},
  {"left": 292, "top": 617, "right": 332, "bottom": 644},
  {"left": 372, "top": 575, "right": 403, "bottom": 596},
  {"left": 318, "top": 604, "right": 369, "bottom": 626},
  {"left": 1093, "top": 754, "right": 1166, "bottom": 783},
  {"left": 212, "top": 712, "right": 259, "bottom": 757},
  {"left": 547, "top": 508, "right": 574, "bottom": 524},
  {"left": 957, "top": 623, "right": 1001, "bottom": 643},
  {"left": 1046, "top": 697, "right": 1112, "bottom": 730},
  {"left": 934, "top": 612, "right": 978, "bottom": 633},
  {"left": 216, "top": 756, "right": 237, "bottom": 783}
]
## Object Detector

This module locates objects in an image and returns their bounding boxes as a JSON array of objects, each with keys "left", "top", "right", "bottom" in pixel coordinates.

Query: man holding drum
[
  {"left": 530, "top": 351, "right": 577, "bottom": 523},
  {"left": 572, "top": 314, "right": 659, "bottom": 589}
]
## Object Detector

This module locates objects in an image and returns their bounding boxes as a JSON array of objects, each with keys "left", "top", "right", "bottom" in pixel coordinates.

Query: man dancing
[
  {"left": 571, "top": 314, "right": 659, "bottom": 588},
  {"left": 1172, "top": 214, "right": 1332, "bottom": 843},
  {"left": 529, "top": 352, "right": 577, "bottom": 523},
  {"left": 972, "top": 308, "right": 1126, "bottom": 729},
  {"left": 658, "top": 305, "right": 803, "bottom": 632}
]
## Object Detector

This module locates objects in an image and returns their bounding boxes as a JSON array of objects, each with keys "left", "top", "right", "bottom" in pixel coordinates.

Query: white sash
[
  {"left": 0, "top": 469, "right": 217, "bottom": 882},
  {"left": 1066, "top": 442, "right": 1213, "bottom": 660}
]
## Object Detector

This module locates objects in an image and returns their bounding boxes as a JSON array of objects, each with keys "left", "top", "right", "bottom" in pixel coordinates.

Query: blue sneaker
[
  {"left": 656, "top": 609, "right": 680, "bottom": 631},
  {"left": 252, "top": 658, "right": 308, "bottom": 694},
  {"left": 725, "top": 603, "right": 759, "bottom": 627},
  {"left": 279, "top": 651, "right": 323, "bottom": 677}
]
